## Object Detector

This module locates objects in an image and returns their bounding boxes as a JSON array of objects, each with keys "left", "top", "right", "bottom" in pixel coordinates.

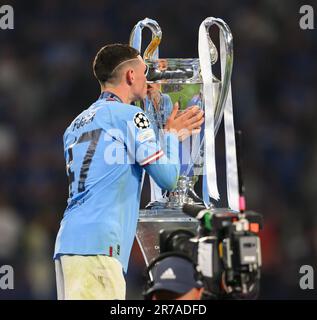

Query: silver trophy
[
  {"left": 130, "top": 17, "right": 234, "bottom": 208},
  {"left": 130, "top": 18, "right": 238, "bottom": 265}
]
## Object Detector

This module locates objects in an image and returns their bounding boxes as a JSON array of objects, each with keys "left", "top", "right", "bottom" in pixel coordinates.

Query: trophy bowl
[{"left": 145, "top": 58, "right": 222, "bottom": 129}]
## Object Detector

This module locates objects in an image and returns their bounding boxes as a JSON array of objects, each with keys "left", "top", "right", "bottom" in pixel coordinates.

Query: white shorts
[{"left": 55, "top": 255, "right": 126, "bottom": 300}]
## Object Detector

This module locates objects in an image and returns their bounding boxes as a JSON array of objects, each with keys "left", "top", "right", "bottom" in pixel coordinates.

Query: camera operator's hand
[{"left": 164, "top": 102, "right": 204, "bottom": 141}]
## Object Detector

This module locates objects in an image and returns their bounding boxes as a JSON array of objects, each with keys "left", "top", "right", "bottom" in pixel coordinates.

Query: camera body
[{"left": 158, "top": 208, "right": 263, "bottom": 299}]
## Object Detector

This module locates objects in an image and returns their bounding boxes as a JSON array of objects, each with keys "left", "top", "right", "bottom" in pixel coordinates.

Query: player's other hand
[{"left": 164, "top": 102, "right": 204, "bottom": 141}]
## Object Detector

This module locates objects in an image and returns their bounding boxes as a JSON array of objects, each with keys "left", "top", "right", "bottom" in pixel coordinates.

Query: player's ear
[{"left": 126, "top": 69, "right": 135, "bottom": 85}]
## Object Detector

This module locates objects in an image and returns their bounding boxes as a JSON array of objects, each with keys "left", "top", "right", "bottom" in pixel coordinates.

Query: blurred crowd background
[{"left": 0, "top": 0, "right": 316, "bottom": 299}]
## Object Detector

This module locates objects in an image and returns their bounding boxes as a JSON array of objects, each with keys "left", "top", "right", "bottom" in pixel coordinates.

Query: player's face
[{"left": 132, "top": 56, "right": 148, "bottom": 100}]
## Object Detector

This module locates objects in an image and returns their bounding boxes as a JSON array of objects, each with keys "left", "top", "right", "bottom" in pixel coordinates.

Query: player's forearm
[
  {"left": 161, "top": 131, "right": 179, "bottom": 165},
  {"left": 145, "top": 132, "right": 180, "bottom": 191}
]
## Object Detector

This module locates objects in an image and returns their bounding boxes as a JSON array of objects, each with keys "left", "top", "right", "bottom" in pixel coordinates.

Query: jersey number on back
[{"left": 66, "top": 129, "right": 102, "bottom": 197}]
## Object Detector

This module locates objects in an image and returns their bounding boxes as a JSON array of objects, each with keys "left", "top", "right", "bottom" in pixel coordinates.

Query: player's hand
[{"left": 164, "top": 102, "right": 204, "bottom": 141}]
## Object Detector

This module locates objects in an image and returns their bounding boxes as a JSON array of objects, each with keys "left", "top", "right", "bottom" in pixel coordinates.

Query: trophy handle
[
  {"left": 129, "top": 18, "right": 162, "bottom": 60},
  {"left": 202, "top": 18, "right": 233, "bottom": 134}
]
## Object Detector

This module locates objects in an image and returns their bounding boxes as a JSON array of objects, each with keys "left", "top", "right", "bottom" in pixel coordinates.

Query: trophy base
[{"left": 146, "top": 175, "right": 204, "bottom": 210}]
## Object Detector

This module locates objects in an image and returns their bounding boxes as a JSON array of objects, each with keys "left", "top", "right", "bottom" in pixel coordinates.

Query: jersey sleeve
[
  {"left": 143, "top": 131, "right": 180, "bottom": 191},
  {"left": 126, "top": 109, "right": 180, "bottom": 191}
]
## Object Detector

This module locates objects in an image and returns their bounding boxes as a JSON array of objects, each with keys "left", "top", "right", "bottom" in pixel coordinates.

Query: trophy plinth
[{"left": 136, "top": 208, "right": 199, "bottom": 265}]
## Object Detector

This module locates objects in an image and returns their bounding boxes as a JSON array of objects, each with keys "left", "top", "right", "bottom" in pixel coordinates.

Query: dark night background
[{"left": 0, "top": 0, "right": 316, "bottom": 299}]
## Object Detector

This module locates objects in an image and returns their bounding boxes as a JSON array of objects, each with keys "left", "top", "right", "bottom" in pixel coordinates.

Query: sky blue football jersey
[{"left": 54, "top": 92, "right": 180, "bottom": 272}]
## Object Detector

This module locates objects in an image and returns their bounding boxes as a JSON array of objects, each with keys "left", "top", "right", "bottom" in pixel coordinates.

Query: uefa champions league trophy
[{"left": 130, "top": 18, "right": 239, "bottom": 265}]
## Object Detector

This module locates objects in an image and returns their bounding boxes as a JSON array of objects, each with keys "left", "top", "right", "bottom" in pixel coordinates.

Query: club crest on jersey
[{"left": 133, "top": 112, "right": 150, "bottom": 130}]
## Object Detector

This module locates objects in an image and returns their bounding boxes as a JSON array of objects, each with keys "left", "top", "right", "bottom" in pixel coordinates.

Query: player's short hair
[{"left": 93, "top": 43, "right": 139, "bottom": 85}]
